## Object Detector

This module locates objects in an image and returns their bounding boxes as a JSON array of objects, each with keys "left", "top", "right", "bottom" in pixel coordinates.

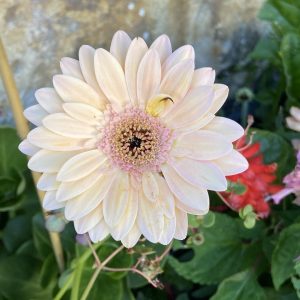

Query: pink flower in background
[{"left": 272, "top": 151, "right": 300, "bottom": 205}]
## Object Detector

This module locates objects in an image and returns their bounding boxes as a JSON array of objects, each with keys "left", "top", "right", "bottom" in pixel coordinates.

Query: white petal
[
  {"left": 172, "top": 130, "right": 232, "bottom": 160},
  {"left": 163, "top": 86, "right": 213, "bottom": 128},
  {"left": 175, "top": 197, "right": 205, "bottom": 215},
  {"left": 64, "top": 172, "right": 116, "bottom": 219},
  {"left": 137, "top": 49, "right": 161, "bottom": 108},
  {"left": 154, "top": 173, "right": 175, "bottom": 218},
  {"left": 150, "top": 34, "right": 172, "bottom": 63},
  {"left": 56, "top": 169, "right": 103, "bottom": 202},
  {"left": 162, "top": 45, "right": 195, "bottom": 75},
  {"left": 190, "top": 67, "right": 215, "bottom": 88},
  {"left": 88, "top": 219, "right": 109, "bottom": 243},
  {"left": 160, "top": 59, "right": 194, "bottom": 101},
  {"left": 110, "top": 30, "right": 131, "bottom": 68},
  {"left": 159, "top": 216, "right": 176, "bottom": 245},
  {"left": 171, "top": 157, "right": 227, "bottom": 191},
  {"left": 110, "top": 188, "right": 138, "bottom": 240},
  {"left": 174, "top": 208, "right": 188, "bottom": 240},
  {"left": 121, "top": 224, "right": 141, "bottom": 248},
  {"left": 175, "top": 113, "right": 215, "bottom": 134},
  {"left": 27, "top": 127, "right": 88, "bottom": 151},
  {"left": 161, "top": 163, "right": 209, "bottom": 214},
  {"left": 24, "top": 105, "right": 48, "bottom": 126},
  {"left": 142, "top": 172, "right": 159, "bottom": 202},
  {"left": 60, "top": 57, "right": 84, "bottom": 80},
  {"left": 37, "top": 173, "right": 59, "bottom": 191},
  {"left": 290, "top": 107, "right": 300, "bottom": 122},
  {"left": 35, "top": 88, "right": 63, "bottom": 113},
  {"left": 103, "top": 172, "right": 129, "bottom": 227},
  {"left": 286, "top": 117, "right": 300, "bottom": 132},
  {"left": 94, "top": 48, "right": 130, "bottom": 110},
  {"left": 53, "top": 75, "right": 105, "bottom": 110},
  {"left": 78, "top": 45, "right": 107, "bottom": 98},
  {"left": 43, "top": 191, "right": 65, "bottom": 211},
  {"left": 209, "top": 84, "right": 229, "bottom": 114},
  {"left": 57, "top": 149, "right": 107, "bottom": 182},
  {"left": 43, "top": 113, "right": 97, "bottom": 139},
  {"left": 204, "top": 116, "right": 244, "bottom": 142},
  {"left": 74, "top": 205, "right": 103, "bottom": 234},
  {"left": 63, "top": 103, "right": 103, "bottom": 125},
  {"left": 28, "top": 149, "right": 78, "bottom": 172},
  {"left": 214, "top": 150, "right": 249, "bottom": 176},
  {"left": 138, "top": 191, "right": 164, "bottom": 243},
  {"left": 125, "top": 37, "right": 148, "bottom": 106},
  {"left": 18, "top": 139, "right": 39, "bottom": 156}
]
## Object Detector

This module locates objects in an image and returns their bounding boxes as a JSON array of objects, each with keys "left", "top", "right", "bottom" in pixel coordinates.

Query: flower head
[
  {"left": 19, "top": 31, "right": 248, "bottom": 247},
  {"left": 222, "top": 137, "right": 282, "bottom": 217}
]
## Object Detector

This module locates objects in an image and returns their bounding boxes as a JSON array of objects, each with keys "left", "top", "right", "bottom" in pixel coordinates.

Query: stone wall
[{"left": 0, "top": 0, "right": 264, "bottom": 124}]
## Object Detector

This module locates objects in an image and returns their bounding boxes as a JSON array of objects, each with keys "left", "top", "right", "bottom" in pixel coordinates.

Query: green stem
[
  {"left": 53, "top": 242, "right": 102, "bottom": 300},
  {"left": 80, "top": 245, "right": 124, "bottom": 300},
  {"left": 70, "top": 259, "right": 84, "bottom": 300},
  {"left": 54, "top": 273, "right": 74, "bottom": 300}
]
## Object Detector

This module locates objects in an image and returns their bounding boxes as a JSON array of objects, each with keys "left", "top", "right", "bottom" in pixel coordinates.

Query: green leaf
[
  {"left": 250, "top": 37, "right": 281, "bottom": 65},
  {"left": 281, "top": 33, "right": 300, "bottom": 106},
  {"left": 32, "top": 213, "right": 52, "bottom": 258},
  {"left": 259, "top": 0, "right": 300, "bottom": 33},
  {"left": 79, "top": 271, "right": 123, "bottom": 300},
  {"left": 0, "top": 127, "right": 27, "bottom": 176},
  {"left": 0, "top": 255, "right": 52, "bottom": 300},
  {"left": 211, "top": 270, "right": 266, "bottom": 300},
  {"left": 271, "top": 223, "right": 300, "bottom": 289},
  {"left": 252, "top": 129, "right": 295, "bottom": 178},
  {"left": 169, "top": 213, "right": 263, "bottom": 284},
  {"left": 2, "top": 215, "right": 32, "bottom": 253},
  {"left": 40, "top": 255, "right": 58, "bottom": 289}
]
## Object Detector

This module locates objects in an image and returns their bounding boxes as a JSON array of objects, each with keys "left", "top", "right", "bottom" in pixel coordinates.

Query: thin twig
[
  {"left": 153, "top": 242, "right": 173, "bottom": 264},
  {"left": 80, "top": 245, "right": 124, "bottom": 300},
  {"left": 103, "top": 266, "right": 159, "bottom": 288},
  {"left": 86, "top": 234, "right": 101, "bottom": 267},
  {"left": 0, "top": 37, "right": 64, "bottom": 272}
]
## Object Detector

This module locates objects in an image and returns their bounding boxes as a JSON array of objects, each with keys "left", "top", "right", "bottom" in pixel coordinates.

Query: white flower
[
  {"left": 287, "top": 106, "right": 300, "bottom": 132},
  {"left": 19, "top": 31, "right": 248, "bottom": 248}
]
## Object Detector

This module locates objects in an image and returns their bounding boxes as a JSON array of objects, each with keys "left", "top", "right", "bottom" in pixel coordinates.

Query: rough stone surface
[{"left": 0, "top": 0, "right": 264, "bottom": 124}]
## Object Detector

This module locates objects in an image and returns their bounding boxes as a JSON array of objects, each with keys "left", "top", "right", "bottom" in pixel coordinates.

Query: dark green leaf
[
  {"left": 32, "top": 213, "right": 52, "bottom": 258},
  {"left": 271, "top": 223, "right": 300, "bottom": 289},
  {"left": 40, "top": 254, "right": 58, "bottom": 288},
  {"left": 0, "top": 255, "right": 52, "bottom": 300},
  {"left": 169, "top": 213, "right": 263, "bottom": 284},
  {"left": 0, "top": 127, "right": 27, "bottom": 176},
  {"left": 281, "top": 33, "right": 300, "bottom": 106},
  {"left": 2, "top": 215, "right": 32, "bottom": 252},
  {"left": 252, "top": 129, "right": 295, "bottom": 178},
  {"left": 211, "top": 270, "right": 266, "bottom": 300}
]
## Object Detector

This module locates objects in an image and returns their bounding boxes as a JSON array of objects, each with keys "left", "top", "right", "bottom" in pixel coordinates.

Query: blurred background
[{"left": 0, "top": 0, "right": 264, "bottom": 124}]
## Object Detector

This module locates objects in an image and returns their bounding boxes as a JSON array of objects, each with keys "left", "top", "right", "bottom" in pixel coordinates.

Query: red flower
[{"left": 221, "top": 137, "right": 282, "bottom": 218}]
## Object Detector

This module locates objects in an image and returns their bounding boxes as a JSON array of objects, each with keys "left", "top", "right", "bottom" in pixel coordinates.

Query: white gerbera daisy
[{"left": 19, "top": 31, "right": 248, "bottom": 248}]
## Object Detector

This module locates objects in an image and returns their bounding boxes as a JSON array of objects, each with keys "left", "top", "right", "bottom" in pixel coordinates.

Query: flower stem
[
  {"left": 80, "top": 245, "right": 124, "bottom": 300},
  {"left": 0, "top": 37, "right": 65, "bottom": 272}
]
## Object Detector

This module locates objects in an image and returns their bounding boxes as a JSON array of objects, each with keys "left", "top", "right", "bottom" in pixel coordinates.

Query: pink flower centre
[{"left": 99, "top": 107, "right": 173, "bottom": 175}]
